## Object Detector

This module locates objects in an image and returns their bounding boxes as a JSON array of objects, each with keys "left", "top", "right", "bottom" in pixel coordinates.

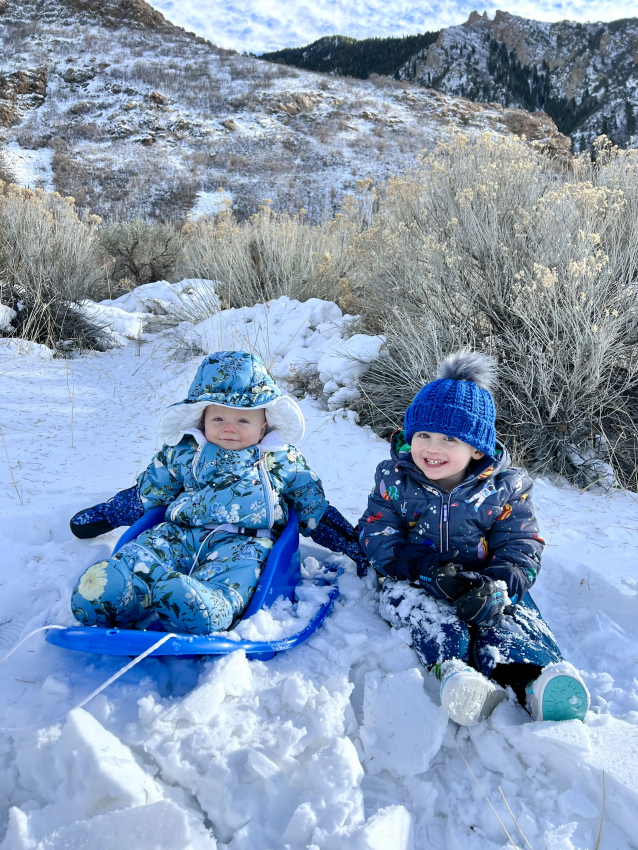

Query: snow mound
[
  {"left": 183, "top": 295, "right": 384, "bottom": 409},
  {"left": 80, "top": 301, "right": 146, "bottom": 341},
  {"left": 101, "top": 279, "right": 220, "bottom": 316},
  {"left": 0, "top": 305, "right": 16, "bottom": 333},
  {"left": 0, "top": 337, "right": 54, "bottom": 359}
]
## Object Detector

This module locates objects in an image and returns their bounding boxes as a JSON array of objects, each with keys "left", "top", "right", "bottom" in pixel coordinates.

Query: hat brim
[{"left": 158, "top": 395, "right": 305, "bottom": 447}]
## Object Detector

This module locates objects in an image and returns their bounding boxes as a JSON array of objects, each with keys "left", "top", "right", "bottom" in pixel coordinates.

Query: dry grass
[
  {"left": 0, "top": 183, "right": 109, "bottom": 349},
  {"left": 179, "top": 198, "right": 369, "bottom": 309},
  {"left": 352, "top": 133, "right": 638, "bottom": 488}
]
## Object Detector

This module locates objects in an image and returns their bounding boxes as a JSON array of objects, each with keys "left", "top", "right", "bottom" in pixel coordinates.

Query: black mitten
[{"left": 455, "top": 573, "right": 507, "bottom": 624}]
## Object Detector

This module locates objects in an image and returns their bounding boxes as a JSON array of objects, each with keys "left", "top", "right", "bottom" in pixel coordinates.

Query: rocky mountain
[
  {"left": 263, "top": 11, "right": 638, "bottom": 151},
  {"left": 0, "top": 0, "right": 570, "bottom": 222}
]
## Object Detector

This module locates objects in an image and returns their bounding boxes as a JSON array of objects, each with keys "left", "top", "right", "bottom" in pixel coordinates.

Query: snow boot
[
  {"left": 70, "top": 503, "right": 114, "bottom": 539},
  {"left": 439, "top": 661, "right": 506, "bottom": 726},
  {"left": 526, "top": 662, "right": 590, "bottom": 722}
]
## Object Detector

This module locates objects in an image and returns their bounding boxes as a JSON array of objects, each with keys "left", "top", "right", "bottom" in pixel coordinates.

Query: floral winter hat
[{"left": 157, "top": 350, "right": 305, "bottom": 446}]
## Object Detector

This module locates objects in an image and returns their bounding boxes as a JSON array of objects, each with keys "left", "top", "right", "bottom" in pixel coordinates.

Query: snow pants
[
  {"left": 379, "top": 580, "right": 563, "bottom": 697},
  {"left": 71, "top": 522, "right": 273, "bottom": 635}
]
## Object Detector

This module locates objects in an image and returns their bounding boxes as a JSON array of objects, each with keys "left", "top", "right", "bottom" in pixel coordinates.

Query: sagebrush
[
  {"left": 351, "top": 134, "right": 638, "bottom": 488},
  {"left": 0, "top": 183, "right": 109, "bottom": 349}
]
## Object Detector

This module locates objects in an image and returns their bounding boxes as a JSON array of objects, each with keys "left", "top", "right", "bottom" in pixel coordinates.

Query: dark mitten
[
  {"left": 418, "top": 558, "right": 466, "bottom": 602},
  {"left": 455, "top": 573, "right": 507, "bottom": 625},
  {"left": 70, "top": 486, "right": 145, "bottom": 539},
  {"left": 482, "top": 563, "right": 534, "bottom": 608},
  {"left": 310, "top": 505, "right": 369, "bottom": 577},
  {"left": 392, "top": 542, "right": 464, "bottom": 601}
]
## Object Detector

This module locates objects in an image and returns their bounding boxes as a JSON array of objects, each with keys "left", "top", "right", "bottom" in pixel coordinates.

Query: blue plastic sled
[{"left": 47, "top": 507, "right": 339, "bottom": 661}]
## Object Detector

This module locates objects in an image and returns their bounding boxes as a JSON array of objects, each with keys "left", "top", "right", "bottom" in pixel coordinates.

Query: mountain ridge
[
  {"left": 261, "top": 10, "right": 638, "bottom": 150},
  {"left": 0, "top": 0, "right": 570, "bottom": 222}
]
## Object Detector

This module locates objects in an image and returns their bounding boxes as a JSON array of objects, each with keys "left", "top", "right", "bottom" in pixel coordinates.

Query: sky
[{"left": 146, "top": 0, "right": 636, "bottom": 54}]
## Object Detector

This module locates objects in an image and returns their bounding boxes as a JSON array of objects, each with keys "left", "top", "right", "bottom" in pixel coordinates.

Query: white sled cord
[{"left": 0, "top": 625, "right": 174, "bottom": 733}]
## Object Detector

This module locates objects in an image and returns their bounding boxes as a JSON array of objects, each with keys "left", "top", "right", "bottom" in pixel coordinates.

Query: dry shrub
[
  {"left": 352, "top": 133, "right": 638, "bottom": 488},
  {"left": 99, "top": 218, "right": 183, "bottom": 287},
  {"left": 0, "top": 183, "right": 109, "bottom": 349},
  {"left": 179, "top": 198, "right": 369, "bottom": 309}
]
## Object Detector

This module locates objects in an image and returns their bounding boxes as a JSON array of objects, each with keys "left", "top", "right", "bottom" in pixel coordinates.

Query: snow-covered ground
[{"left": 1, "top": 295, "right": 638, "bottom": 850}]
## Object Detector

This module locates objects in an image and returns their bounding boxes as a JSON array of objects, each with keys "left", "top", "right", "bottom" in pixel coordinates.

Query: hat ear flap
[{"left": 264, "top": 396, "right": 305, "bottom": 444}]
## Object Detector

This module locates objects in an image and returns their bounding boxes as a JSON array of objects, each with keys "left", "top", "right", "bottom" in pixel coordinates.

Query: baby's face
[{"left": 203, "top": 405, "right": 267, "bottom": 450}]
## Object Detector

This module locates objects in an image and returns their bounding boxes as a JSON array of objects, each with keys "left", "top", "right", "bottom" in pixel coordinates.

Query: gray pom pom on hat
[{"left": 436, "top": 349, "right": 497, "bottom": 393}]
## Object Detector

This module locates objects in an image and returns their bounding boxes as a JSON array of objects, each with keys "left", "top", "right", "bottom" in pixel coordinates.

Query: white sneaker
[
  {"left": 440, "top": 662, "right": 507, "bottom": 726},
  {"left": 526, "top": 662, "right": 590, "bottom": 723}
]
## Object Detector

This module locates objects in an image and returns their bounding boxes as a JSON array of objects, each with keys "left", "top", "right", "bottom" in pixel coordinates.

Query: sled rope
[{"left": 0, "top": 626, "right": 173, "bottom": 733}]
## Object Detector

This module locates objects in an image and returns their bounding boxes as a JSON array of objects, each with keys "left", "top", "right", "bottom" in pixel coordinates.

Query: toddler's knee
[
  {"left": 153, "top": 573, "right": 234, "bottom": 635},
  {"left": 71, "top": 557, "right": 140, "bottom": 627}
]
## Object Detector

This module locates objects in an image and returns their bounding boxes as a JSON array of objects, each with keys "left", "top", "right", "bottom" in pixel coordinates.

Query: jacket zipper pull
[{"left": 442, "top": 504, "right": 449, "bottom": 523}]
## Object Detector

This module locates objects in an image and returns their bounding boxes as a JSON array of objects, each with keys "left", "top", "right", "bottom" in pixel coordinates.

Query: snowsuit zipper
[{"left": 258, "top": 458, "right": 276, "bottom": 527}]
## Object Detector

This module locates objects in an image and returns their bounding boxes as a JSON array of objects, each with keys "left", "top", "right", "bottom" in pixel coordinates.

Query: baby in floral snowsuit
[{"left": 72, "top": 351, "right": 327, "bottom": 635}]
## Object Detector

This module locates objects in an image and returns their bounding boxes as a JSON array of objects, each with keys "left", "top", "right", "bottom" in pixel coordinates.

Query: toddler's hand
[{"left": 455, "top": 574, "right": 507, "bottom": 624}]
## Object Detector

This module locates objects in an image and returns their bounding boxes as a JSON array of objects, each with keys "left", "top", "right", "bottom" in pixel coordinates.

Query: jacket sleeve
[
  {"left": 278, "top": 449, "right": 328, "bottom": 537},
  {"left": 136, "top": 444, "right": 186, "bottom": 511},
  {"left": 482, "top": 471, "right": 544, "bottom": 604},
  {"left": 358, "top": 463, "right": 407, "bottom": 578}
]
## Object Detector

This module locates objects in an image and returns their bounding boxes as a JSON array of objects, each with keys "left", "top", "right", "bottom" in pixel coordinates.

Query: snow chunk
[
  {"left": 0, "top": 337, "right": 54, "bottom": 358},
  {"left": 0, "top": 303, "right": 16, "bottom": 332},
  {"left": 351, "top": 805, "right": 414, "bottom": 850},
  {"left": 528, "top": 715, "right": 638, "bottom": 840},
  {"left": 101, "top": 278, "right": 220, "bottom": 316},
  {"left": 175, "top": 650, "right": 253, "bottom": 724},
  {"left": 4, "top": 800, "right": 215, "bottom": 850},
  {"left": 9, "top": 708, "right": 163, "bottom": 846},
  {"left": 360, "top": 668, "right": 447, "bottom": 778}
]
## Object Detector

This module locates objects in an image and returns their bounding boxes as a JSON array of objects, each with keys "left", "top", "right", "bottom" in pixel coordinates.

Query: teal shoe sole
[{"left": 541, "top": 675, "right": 589, "bottom": 722}]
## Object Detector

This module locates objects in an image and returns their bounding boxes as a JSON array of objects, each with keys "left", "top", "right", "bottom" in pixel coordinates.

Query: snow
[
  {"left": 0, "top": 306, "right": 16, "bottom": 334},
  {"left": 2, "top": 144, "right": 54, "bottom": 192},
  {"left": 80, "top": 301, "right": 147, "bottom": 342},
  {"left": 179, "top": 295, "right": 383, "bottom": 409},
  {"left": 1, "top": 297, "right": 638, "bottom": 849},
  {"left": 100, "top": 279, "right": 220, "bottom": 317},
  {"left": 191, "top": 189, "right": 233, "bottom": 219}
]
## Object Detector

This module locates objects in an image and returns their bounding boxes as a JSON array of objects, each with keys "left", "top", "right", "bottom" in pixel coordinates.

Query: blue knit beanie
[{"left": 404, "top": 350, "right": 497, "bottom": 456}]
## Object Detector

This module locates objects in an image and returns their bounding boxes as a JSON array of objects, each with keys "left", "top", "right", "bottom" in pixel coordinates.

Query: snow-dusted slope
[
  {"left": 0, "top": 0, "right": 569, "bottom": 221},
  {"left": 1, "top": 299, "right": 638, "bottom": 850},
  {"left": 398, "top": 11, "right": 638, "bottom": 151}
]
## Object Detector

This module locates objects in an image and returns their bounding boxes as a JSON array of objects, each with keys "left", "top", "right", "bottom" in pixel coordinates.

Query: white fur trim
[
  {"left": 259, "top": 430, "right": 288, "bottom": 453},
  {"left": 157, "top": 396, "right": 305, "bottom": 446}
]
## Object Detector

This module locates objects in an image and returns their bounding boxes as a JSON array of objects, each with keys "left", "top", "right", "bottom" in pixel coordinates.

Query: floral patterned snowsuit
[
  {"left": 71, "top": 350, "right": 327, "bottom": 635},
  {"left": 72, "top": 434, "right": 327, "bottom": 634}
]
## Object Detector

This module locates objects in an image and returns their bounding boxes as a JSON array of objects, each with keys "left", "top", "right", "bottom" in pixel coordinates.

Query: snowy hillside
[
  {"left": 1, "top": 294, "right": 638, "bottom": 850},
  {"left": 0, "top": 0, "right": 569, "bottom": 221},
  {"left": 399, "top": 11, "right": 638, "bottom": 151},
  {"left": 262, "top": 11, "right": 638, "bottom": 152}
]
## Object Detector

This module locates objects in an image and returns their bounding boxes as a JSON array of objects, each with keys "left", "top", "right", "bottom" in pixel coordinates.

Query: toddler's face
[
  {"left": 203, "top": 405, "right": 267, "bottom": 450},
  {"left": 410, "top": 431, "right": 485, "bottom": 491}
]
